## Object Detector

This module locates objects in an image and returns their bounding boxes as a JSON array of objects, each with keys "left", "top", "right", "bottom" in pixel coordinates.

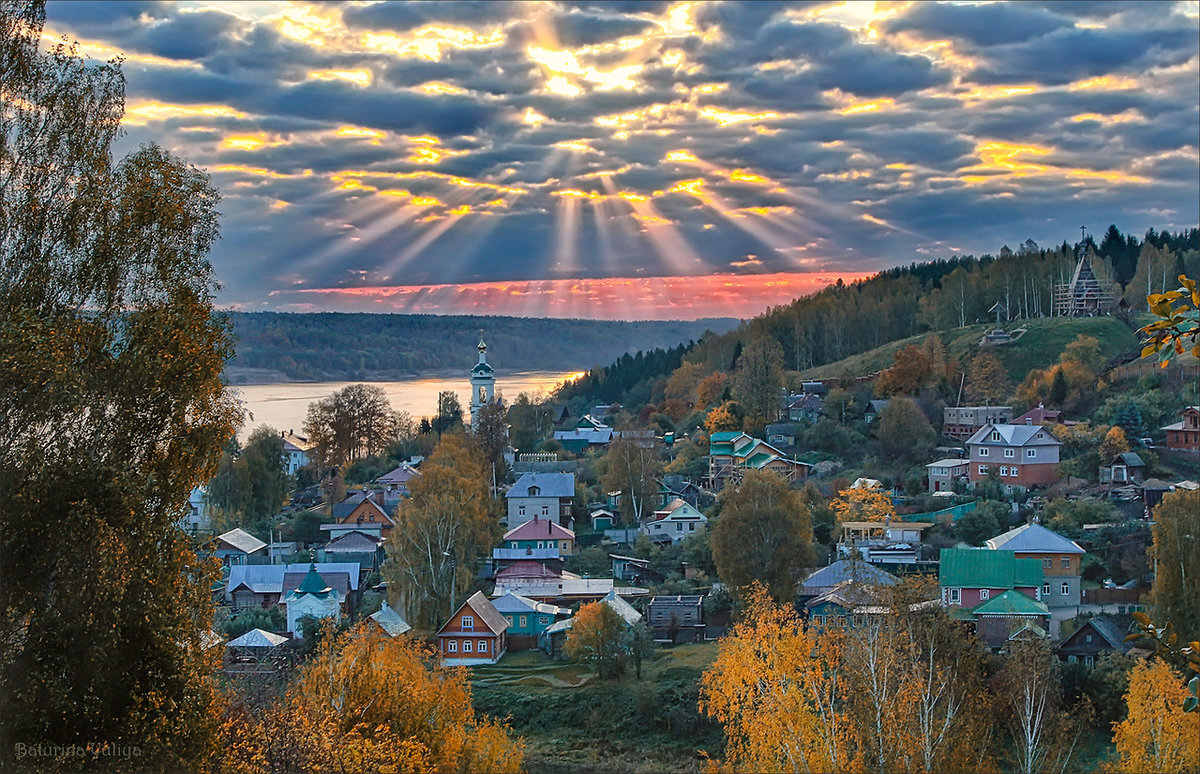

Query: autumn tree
[
  {"left": 506, "top": 392, "right": 553, "bottom": 452},
  {"left": 382, "top": 435, "right": 495, "bottom": 628},
  {"left": 876, "top": 396, "right": 936, "bottom": 461},
  {"left": 473, "top": 397, "right": 508, "bottom": 479},
  {"left": 211, "top": 621, "right": 524, "bottom": 773},
  {"left": 831, "top": 486, "right": 896, "bottom": 530},
  {"left": 1150, "top": 490, "right": 1200, "bottom": 643},
  {"left": 700, "top": 586, "right": 851, "bottom": 773},
  {"left": 696, "top": 371, "right": 728, "bottom": 409},
  {"left": 0, "top": 4, "right": 239, "bottom": 767},
  {"left": 874, "top": 345, "right": 933, "bottom": 397},
  {"left": 1139, "top": 273, "right": 1199, "bottom": 366},
  {"left": 993, "top": 639, "right": 1090, "bottom": 774},
  {"left": 433, "top": 389, "right": 464, "bottom": 435},
  {"left": 1099, "top": 425, "right": 1131, "bottom": 461},
  {"left": 705, "top": 400, "right": 744, "bottom": 434},
  {"left": 711, "top": 470, "right": 814, "bottom": 601},
  {"left": 208, "top": 425, "right": 290, "bottom": 532},
  {"left": 730, "top": 336, "right": 786, "bottom": 429},
  {"left": 1111, "top": 659, "right": 1199, "bottom": 773},
  {"left": 601, "top": 437, "right": 662, "bottom": 525},
  {"left": 565, "top": 602, "right": 628, "bottom": 679},
  {"left": 304, "top": 383, "right": 402, "bottom": 468},
  {"left": 964, "top": 351, "right": 1011, "bottom": 406}
]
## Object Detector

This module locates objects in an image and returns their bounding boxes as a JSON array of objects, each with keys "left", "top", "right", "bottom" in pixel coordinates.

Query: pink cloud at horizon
[{"left": 261, "top": 271, "right": 877, "bottom": 321}]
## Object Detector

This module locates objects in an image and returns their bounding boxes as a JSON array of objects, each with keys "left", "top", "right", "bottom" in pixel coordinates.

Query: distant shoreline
[{"left": 224, "top": 366, "right": 584, "bottom": 387}]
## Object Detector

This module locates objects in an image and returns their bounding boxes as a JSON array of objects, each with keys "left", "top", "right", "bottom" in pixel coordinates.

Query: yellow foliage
[
  {"left": 831, "top": 487, "right": 895, "bottom": 525},
  {"left": 1111, "top": 659, "right": 1200, "bottom": 773},
  {"left": 209, "top": 623, "right": 523, "bottom": 774}
]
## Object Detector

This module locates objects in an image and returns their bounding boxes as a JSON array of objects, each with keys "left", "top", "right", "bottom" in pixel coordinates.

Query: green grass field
[
  {"left": 471, "top": 643, "right": 723, "bottom": 774},
  {"left": 800, "top": 317, "right": 1139, "bottom": 383}
]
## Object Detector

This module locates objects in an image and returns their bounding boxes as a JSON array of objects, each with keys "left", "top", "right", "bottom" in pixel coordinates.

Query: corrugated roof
[
  {"left": 504, "top": 517, "right": 575, "bottom": 542},
  {"left": 227, "top": 562, "right": 362, "bottom": 600},
  {"left": 216, "top": 528, "right": 267, "bottom": 555},
  {"left": 491, "top": 590, "right": 568, "bottom": 617},
  {"left": 801, "top": 560, "right": 899, "bottom": 595},
  {"left": 926, "top": 458, "right": 970, "bottom": 468},
  {"left": 970, "top": 589, "right": 1049, "bottom": 617},
  {"left": 454, "top": 590, "right": 508, "bottom": 635},
  {"left": 939, "top": 548, "right": 1043, "bottom": 589},
  {"left": 227, "top": 628, "right": 289, "bottom": 648},
  {"left": 601, "top": 588, "right": 643, "bottom": 625},
  {"left": 324, "top": 530, "right": 381, "bottom": 553},
  {"left": 986, "top": 522, "right": 1085, "bottom": 554},
  {"left": 369, "top": 602, "right": 411, "bottom": 637},
  {"left": 509, "top": 472, "right": 576, "bottom": 499}
]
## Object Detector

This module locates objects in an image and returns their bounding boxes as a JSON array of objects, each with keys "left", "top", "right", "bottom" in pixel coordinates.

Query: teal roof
[
  {"left": 939, "top": 548, "right": 1042, "bottom": 589},
  {"left": 295, "top": 563, "right": 334, "bottom": 598},
  {"left": 472, "top": 362, "right": 493, "bottom": 374},
  {"left": 971, "top": 589, "right": 1049, "bottom": 617},
  {"left": 709, "top": 431, "right": 743, "bottom": 442}
]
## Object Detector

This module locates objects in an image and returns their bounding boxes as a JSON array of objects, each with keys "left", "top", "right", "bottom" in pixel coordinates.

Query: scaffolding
[{"left": 1054, "top": 249, "right": 1118, "bottom": 317}]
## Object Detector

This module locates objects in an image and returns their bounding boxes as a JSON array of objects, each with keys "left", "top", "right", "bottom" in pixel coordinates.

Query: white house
[
  {"left": 285, "top": 564, "right": 341, "bottom": 638},
  {"left": 281, "top": 431, "right": 313, "bottom": 476},
  {"left": 506, "top": 472, "right": 575, "bottom": 528},
  {"left": 642, "top": 498, "right": 707, "bottom": 544}
]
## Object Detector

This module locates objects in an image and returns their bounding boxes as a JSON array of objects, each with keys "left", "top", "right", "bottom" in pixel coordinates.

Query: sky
[{"left": 43, "top": 0, "right": 1200, "bottom": 320}]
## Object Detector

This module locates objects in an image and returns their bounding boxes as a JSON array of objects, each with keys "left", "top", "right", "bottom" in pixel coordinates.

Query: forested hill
[
  {"left": 558, "top": 225, "right": 1198, "bottom": 405},
  {"left": 224, "top": 312, "right": 739, "bottom": 382}
]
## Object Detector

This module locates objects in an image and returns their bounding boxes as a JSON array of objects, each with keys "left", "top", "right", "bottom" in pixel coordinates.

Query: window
[
  {"left": 541, "top": 505, "right": 549, "bottom": 516},
  {"left": 1042, "top": 583, "right": 1051, "bottom": 596},
  {"left": 1061, "top": 582, "right": 1070, "bottom": 596},
  {"left": 463, "top": 641, "right": 472, "bottom": 653},
  {"left": 505, "top": 616, "right": 513, "bottom": 626},
  {"left": 561, "top": 541, "right": 568, "bottom": 550},
  {"left": 1085, "top": 655, "right": 1094, "bottom": 667},
  {"left": 518, "top": 505, "right": 526, "bottom": 516},
  {"left": 1085, "top": 634, "right": 1093, "bottom": 643},
  {"left": 448, "top": 640, "right": 457, "bottom": 653},
  {"left": 980, "top": 589, "right": 990, "bottom": 601},
  {"left": 689, "top": 523, "right": 696, "bottom": 531},
  {"left": 979, "top": 448, "right": 989, "bottom": 457},
  {"left": 1043, "top": 558, "right": 1052, "bottom": 569},
  {"left": 978, "top": 465, "right": 988, "bottom": 475},
  {"left": 1062, "top": 557, "right": 1071, "bottom": 569},
  {"left": 1027, "top": 449, "right": 1037, "bottom": 458},
  {"left": 676, "top": 522, "right": 683, "bottom": 532},
  {"left": 519, "top": 615, "right": 527, "bottom": 628},
  {"left": 991, "top": 431, "right": 1001, "bottom": 442},
  {"left": 462, "top": 615, "right": 474, "bottom": 630},
  {"left": 1005, "top": 448, "right": 1015, "bottom": 458},
  {"left": 1000, "top": 466, "right": 1008, "bottom": 476},
  {"left": 1068, "top": 654, "right": 1076, "bottom": 663},
  {"left": 478, "top": 640, "right": 488, "bottom": 652},
  {"left": 949, "top": 588, "right": 960, "bottom": 604},
  {"left": 813, "top": 615, "right": 824, "bottom": 625},
  {"left": 539, "top": 616, "right": 548, "bottom": 625}
]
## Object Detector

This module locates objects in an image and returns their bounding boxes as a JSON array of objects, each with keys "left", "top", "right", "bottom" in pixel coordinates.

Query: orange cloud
[{"left": 273, "top": 271, "right": 875, "bottom": 320}]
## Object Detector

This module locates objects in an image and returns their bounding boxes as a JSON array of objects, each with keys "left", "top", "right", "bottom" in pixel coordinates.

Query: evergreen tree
[
  {"left": 1049, "top": 368, "right": 1069, "bottom": 407},
  {"left": 1112, "top": 400, "right": 1148, "bottom": 440}
]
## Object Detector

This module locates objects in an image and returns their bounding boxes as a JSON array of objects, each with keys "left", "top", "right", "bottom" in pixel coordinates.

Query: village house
[
  {"left": 804, "top": 581, "right": 886, "bottom": 630},
  {"left": 642, "top": 498, "right": 707, "bottom": 544},
  {"left": 658, "top": 475, "right": 712, "bottom": 510},
  {"left": 589, "top": 507, "right": 616, "bottom": 531},
  {"left": 506, "top": 472, "right": 575, "bottom": 528},
  {"left": 438, "top": 590, "right": 509, "bottom": 666},
  {"left": 784, "top": 392, "right": 824, "bottom": 423},
  {"left": 225, "top": 562, "right": 361, "bottom": 608},
  {"left": 539, "top": 588, "right": 642, "bottom": 659},
  {"left": 375, "top": 462, "right": 420, "bottom": 497},
  {"left": 1098, "top": 451, "right": 1147, "bottom": 484},
  {"left": 1057, "top": 617, "right": 1134, "bottom": 665},
  {"left": 837, "top": 519, "right": 933, "bottom": 565},
  {"left": 970, "top": 590, "right": 1051, "bottom": 649},
  {"left": 609, "top": 554, "right": 665, "bottom": 585},
  {"left": 1162, "top": 405, "right": 1200, "bottom": 452},
  {"left": 502, "top": 515, "right": 576, "bottom": 556},
  {"left": 765, "top": 422, "right": 798, "bottom": 448},
  {"left": 708, "top": 431, "right": 811, "bottom": 490},
  {"left": 1014, "top": 404, "right": 1064, "bottom": 426},
  {"left": 212, "top": 528, "right": 268, "bottom": 566},
  {"left": 965, "top": 423, "right": 1062, "bottom": 492},
  {"left": 944, "top": 406, "right": 1013, "bottom": 440},
  {"left": 323, "top": 491, "right": 396, "bottom": 540},
  {"left": 367, "top": 601, "right": 411, "bottom": 638},
  {"left": 490, "top": 590, "right": 569, "bottom": 650},
  {"left": 284, "top": 564, "right": 341, "bottom": 638},
  {"left": 281, "top": 431, "right": 313, "bottom": 476},
  {"left": 553, "top": 415, "right": 614, "bottom": 453},
  {"left": 798, "top": 559, "right": 899, "bottom": 605},
  {"left": 647, "top": 595, "right": 705, "bottom": 643},
  {"left": 864, "top": 399, "right": 890, "bottom": 424},
  {"left": 926, "top": 457, "right": 970, "bottom": 493},
  {"left": 319, "top": 529, "right": 383, "bottom": 570},
  {"left": 985, "top": 522, "right": 1085, "bottom": 633},
  {"left": 939, "top": 548, "right": 1049, "bottom": 647}
]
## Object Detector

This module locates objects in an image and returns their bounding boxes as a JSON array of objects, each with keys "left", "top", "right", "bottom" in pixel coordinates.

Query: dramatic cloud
[{"left": 42, "top": 0, "right": 1200, "bottom": 320}]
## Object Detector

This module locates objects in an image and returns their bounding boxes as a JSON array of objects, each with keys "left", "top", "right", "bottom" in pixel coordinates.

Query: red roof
[
  {"left": 503, "top": 517, "right": 574, "bottom": 542},
  {"left": 1014, "top": 405, "right": 1063, "bottom": 425}
]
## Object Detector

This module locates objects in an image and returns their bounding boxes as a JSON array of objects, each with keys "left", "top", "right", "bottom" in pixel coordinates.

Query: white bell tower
[{"left": 470, "top": 332, "right": 495, "bottom": 428}]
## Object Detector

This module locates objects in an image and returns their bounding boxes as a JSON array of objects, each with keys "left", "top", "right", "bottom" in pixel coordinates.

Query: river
[{"left": 231, "top": 371, "right": 581, "bottom": 440}]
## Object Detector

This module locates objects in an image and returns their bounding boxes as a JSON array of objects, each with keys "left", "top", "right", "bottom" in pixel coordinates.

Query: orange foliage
[
  {"left": 831, "top": 487, "right": 895, "bottom": 526},
  {"left": 209, "top": 623, "right": 523, "bottom": 774},
  {"left": 1112, "top": 659, "right": 1200, "bottom": 773}
]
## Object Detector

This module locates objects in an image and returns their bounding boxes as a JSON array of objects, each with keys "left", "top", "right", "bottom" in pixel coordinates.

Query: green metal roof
[
  {"left": 939, "top": 548, "right": 1042, "bottom": 589},
  {"left": 970, "top": 589, "right": 1049, "bottom": 617},
  {"left": 295, "top": 563, "right": 334, "bottom": 598},
  {"left": 709, "top": 431, "right": 743, "bottom": 442}
]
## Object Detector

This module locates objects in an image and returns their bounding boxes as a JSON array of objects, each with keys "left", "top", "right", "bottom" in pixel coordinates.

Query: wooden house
[
  {"left": 438, "top": 590, "right": 509, "bottom": 666},
  {"left": 1058, "top": 616, "right": 1133, "bottom": 665},
  {"left": 491, "top": 591, "right": 569, "bottom": 650},
  {"left": 1162, "top": 406, "right": 1200, "bottom": 452},
  {"left": 647, "top": 595, "right": 705, "bottom": 643}
]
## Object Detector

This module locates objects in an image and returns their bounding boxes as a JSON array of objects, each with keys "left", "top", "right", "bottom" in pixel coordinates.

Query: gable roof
[
  {"left": 965, "top": 423, "right": 1062, "bottom": 447},
  {"left": 446, "top": 591, "right": 508, "bottom": 635},
  {"left": 216, "top": 528, "right": 267, "bottom": 555},
  {"left": 600, "top": 588, "right": 643, "bottom": 625},
  {"left": 281, "top": 432, "right": 313, "bottom": 452},
  {"left": 491, "top": 590, "right": 568, "bottom": 617},
  {"left": 986, "top": 522, "right": 1085, "bottom": 554},
  {"left": 970, "top": 589, "right": 1049, "bottom": 617},
  {"left": 652, "top": 498, "right": 705, "bottom": 521},
  {"left": 509, "top": 472, "right": 576, "bottom": 499},
  {"left": 1062, "top": 617, "right": 1130, "bottom": 652},
  {"left": 504, "top": 517, "right": 575, "bottom": 542},
  {"left": 332, "top": 492, "right": 394, "bottom": 524},
  {"left": 1111, "top": 452, "right": 1145, "bottom": 467},
  {"left": 805, "top": 580, "right": 886, "bottom": 612},
  {"left": 496, "top": 561, "right": 563, "bottom": 581},
  {"left": 227, "top": 562, "right": 362, "bottom": 600},
  {"left": 324, "top": 530, "right": 382, "bottom": 553},
  {"left": 801, "top": 560, "right": 899, "bottom": 595},
  {"left": 939, "top": 548, "right": 1043, "bottom": 589},
  {"left": 369, "top": 602, "right": 411, "bottom": 637},
  {"left": 376, "top": 463, "right": 420, "bottom": 486},
  {"left": 1014, "top": 405, "right": 1063, "bottom": 425}
]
